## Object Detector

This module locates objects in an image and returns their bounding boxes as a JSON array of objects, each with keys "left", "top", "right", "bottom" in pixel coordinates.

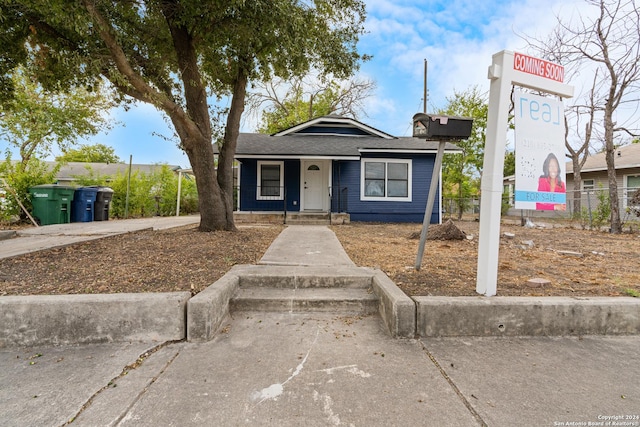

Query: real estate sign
[
  {"left": 514, "top": 91, "right": 566, "bottom": 211},
  {"left": 476, "top": 50, "right": 573, "bottom": 297}
]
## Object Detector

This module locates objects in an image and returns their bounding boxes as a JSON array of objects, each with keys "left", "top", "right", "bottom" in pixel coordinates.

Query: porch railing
[
  {"left": 234, "top": 185, "right": 348, "bottom": 223},
  {"left": 235, "top": 185, "right": 286, "bottom": 208},
  {"left": 330, "top": 186, "right": 348, "bottom": 213}
]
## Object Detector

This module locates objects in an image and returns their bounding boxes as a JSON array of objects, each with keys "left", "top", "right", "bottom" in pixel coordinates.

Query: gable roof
[
  {"left": 566, "top": 143, "right": 640, "bottom": 174},
  {"left": 273, "top": 115, "right": 395, "bottom": 139},
  {"left": 234, "top": 134, "right": 459, "bottom": 158},
  {"left": 231, "top": 115, "right": 460, "bottom": 159}
]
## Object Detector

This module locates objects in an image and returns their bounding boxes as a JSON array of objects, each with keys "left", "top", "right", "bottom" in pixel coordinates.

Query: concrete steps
[
  {"left": 229, "top": 265, "right": 378, "bottom": 315},
  {"left": 230, "top": 287, "right": 378, "bottom": 314},
  {"left": 238, "top": 266, "right": 373, "bottom": 289},
  {"left": 189, "top": 265, "right": 415, "bottom": 341},
  {"left": 285, "top": 213, "right": 330, "bottom": 225}
]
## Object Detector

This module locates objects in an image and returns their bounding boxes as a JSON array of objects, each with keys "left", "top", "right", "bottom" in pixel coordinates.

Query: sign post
[
  {"left": 476, "top": 51, "right": 574, "bottom": 296},
  {"left": 412, "top": 113, "right": 473, "bottom": 270}
]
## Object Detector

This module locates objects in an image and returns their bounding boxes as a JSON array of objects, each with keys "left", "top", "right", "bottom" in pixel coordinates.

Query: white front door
[{"left": 303, "top": 161, "right": 325, "bottom": 210}]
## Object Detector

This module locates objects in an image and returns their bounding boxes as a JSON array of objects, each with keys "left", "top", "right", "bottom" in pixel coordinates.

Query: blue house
[{"left": 232, "top": 115, "right": 459, "bottom": 223}]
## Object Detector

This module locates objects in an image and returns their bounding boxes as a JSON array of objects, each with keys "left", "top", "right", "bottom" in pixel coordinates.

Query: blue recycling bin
[{"left": 71, "top": 187, "right": 99, "bottom": 222}]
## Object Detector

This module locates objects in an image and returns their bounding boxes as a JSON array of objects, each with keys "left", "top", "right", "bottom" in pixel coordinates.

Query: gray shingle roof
[
  {"left": 566, "top": 143, "right": 640, "bottom": 173},
  {"left": 52, "top": 162, "right": 181, "bottom": 180},
  {"left": 233, "top": 134, "right": 459, "bottom": 157}
]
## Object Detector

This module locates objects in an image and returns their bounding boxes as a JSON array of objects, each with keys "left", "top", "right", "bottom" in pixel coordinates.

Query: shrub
[
  {"left": 0, "top": 157, "right": 59, "bottom": 223},
  {"left": 103, "top": 165, "right": 199, "bottom": 218},
  {"left": 580, "top": 187, "right": 611, "bottom": 229}
]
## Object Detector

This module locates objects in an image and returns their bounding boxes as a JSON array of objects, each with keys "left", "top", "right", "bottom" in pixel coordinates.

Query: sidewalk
[
  {"left": 0, "top": 215, "right": 201, "bottom": 259},
  {"left": 2, "top": 315, "right": 638, "bottom": 426},
  {"left": 1, "top": 220, "right": 639, "bottom": 426}
]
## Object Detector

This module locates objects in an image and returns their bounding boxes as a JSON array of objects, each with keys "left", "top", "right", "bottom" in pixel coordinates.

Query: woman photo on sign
[{"left": 537, "top": 152, "right": 566, "bottom": 210}]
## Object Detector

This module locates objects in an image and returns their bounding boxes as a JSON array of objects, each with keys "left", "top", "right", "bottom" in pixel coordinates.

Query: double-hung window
[
  {"left": 582, "top": 179, "right": 595, "bottom": 192},
  {"left": 257, "top": 161, "right": 284, "bottom": 200},
  {"left": 625, "top": 175, "right": 640, "bottom": 210},
  {"left": 361, "top": 159, "right": 412, "bottom": 201}
]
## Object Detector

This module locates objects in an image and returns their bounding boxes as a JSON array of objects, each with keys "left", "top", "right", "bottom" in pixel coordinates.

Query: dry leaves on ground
[
  {"left": 0, "top": 225, "right": 283, "bottom": 296},
  {"left": 1, "top": 219, "right": 639, "bottom": 298},
  {"left": 331, "top": 220, "right": 640, "bottom": 297}
]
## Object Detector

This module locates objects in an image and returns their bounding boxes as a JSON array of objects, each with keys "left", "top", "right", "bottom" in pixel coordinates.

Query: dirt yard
[
  {"left": 332, "top": 219, "right": 640, "bottom": 297},
  {"left": 1, "top": 219, "right": 639, "bottom": 298}
]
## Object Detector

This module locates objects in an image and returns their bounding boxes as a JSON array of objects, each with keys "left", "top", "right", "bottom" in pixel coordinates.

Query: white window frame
[
  {"left": 582, "top": 179, "right": 595, "bottom": 192},
  {"left": 624, "top": 174, "right": 640, "bottom": 208},
  {"left": 360, "top": 158, "right": 412, "bottom": 202},
  {"left": 257, "top": 161, "right": 284, "bottom": 200}
]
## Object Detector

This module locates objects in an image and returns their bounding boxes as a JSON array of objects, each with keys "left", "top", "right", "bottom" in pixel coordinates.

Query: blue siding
[
  {"left": 334, "top": 154, "right": 440, "bottom": 223},
  {"left": 240, "top": 155, "right": 441, "bottom": 223},
  {"left": 238, "top": 159, "right": 300, "bottom": 212}
]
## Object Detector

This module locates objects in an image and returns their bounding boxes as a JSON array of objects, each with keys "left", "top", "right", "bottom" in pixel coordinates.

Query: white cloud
[{"left": 358, "top": 0, "right": 602, "bottom": 136}]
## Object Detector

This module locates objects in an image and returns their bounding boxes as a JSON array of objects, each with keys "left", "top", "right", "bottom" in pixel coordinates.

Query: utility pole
[{"left": 423, "top": 59, "right": 428, "bottom": 113}]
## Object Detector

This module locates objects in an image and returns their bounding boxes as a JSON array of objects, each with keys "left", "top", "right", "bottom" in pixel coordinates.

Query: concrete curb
[
  {"left": 186, "top": 265, "right": 412, "bottom": 341},
  {"left": 234, "top": 264, "right": 374, "bottom": 289},
  {"left": 187, "top": 267, "right": 240, "bottom": 342},
  {"left": 371, "top": 269, "right": 416, "bottom": 338},
  {"left": 414, "top": 296, "right": 640, "bottom": 337},
  {"left": 0, "top": 292, "right": 190, "bottom": 348},
  {"left": 0, "top": 230, "right": 16, "bottom": 241},
  {"left": 3, "top": 272, "right": 639, "bottom": 347}
]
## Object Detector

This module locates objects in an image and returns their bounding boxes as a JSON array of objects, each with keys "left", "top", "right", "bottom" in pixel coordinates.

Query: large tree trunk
[
  {"left": 571, "top": 163, "right": 582, "bottom": 216},
  {"left": 162, "top": 8, "right": 234, "bottom": 232},
  {"left": 605, "top": 146, "right": 621, "bottom": 233},
  {"left": 217, "top": 70, "right": 249, "bottom": 231},
  {"left": 165, "top": 97, "right": 230, "bottom": 231},
  {"left": 604, "top": 108, "right": 621, "bottom": 234},
  {"left": 184, "top": 137, "right": 230, "bottom": 232},
  {"left": 156, "top": 2, "right": 229, "bottom": 231}
]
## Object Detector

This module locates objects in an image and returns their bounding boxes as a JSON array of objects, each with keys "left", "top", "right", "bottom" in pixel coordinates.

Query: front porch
[{"left": 233, "top": 211, "right": 350, "bottom": 225}]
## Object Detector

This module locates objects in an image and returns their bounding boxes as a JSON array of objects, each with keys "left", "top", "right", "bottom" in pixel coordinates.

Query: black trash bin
[
  {"left": 94, "top": 187, "right": 114, "bottom": 221},
  {"left": 71, "top": 187, "right": 99, "bottom": 222}
]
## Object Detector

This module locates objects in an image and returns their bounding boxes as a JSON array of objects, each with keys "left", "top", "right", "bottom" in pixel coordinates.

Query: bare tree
[
  {"left": 525, "top": 20, "right": 599, "bottom": 217},
  {"left": 247, "top": 76, "right": 376, "bottom": 133},
  {"left": 565, "top": 72, "right": 602, "bottom": 216},
  {"left": 527, "top": 0, "right": 640, "bottom": 232}
]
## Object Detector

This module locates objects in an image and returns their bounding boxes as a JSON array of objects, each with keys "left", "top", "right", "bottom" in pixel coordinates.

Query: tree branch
[{"left": 82, "top": 0, "right": 182, "bottom": 117}]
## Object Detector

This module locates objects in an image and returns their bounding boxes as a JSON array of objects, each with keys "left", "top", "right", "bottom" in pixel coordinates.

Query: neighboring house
[
  {"left": 504, "top": 143, "right": 640, "bottom": 217},
  {"left": 565, "top": 143, "right": 640, "bottom": 209},
  {"left": 50, "top": 162, "right": 184, "bottom": 185},
  {"left": 229, "top": 115, "right": 459, "bottom": 223}
]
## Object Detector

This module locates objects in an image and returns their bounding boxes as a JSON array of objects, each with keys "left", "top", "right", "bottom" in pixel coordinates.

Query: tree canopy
[
  {"left": 435, "top": 86, "right": 488, "bottom": 219},
  {"left": 1, "top": 0, "right": 368, "bottom": 231},
  {"left": 249, "top": 77, "right": 376, "bottom": 134},
  {"left": 0, "top": 67, "right": 112, "bottom": 167},
  {"left": 56, "top": 143, "right": 121, "bottom": 163}
]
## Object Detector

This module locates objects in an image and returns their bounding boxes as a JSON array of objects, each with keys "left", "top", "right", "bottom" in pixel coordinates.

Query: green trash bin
[{"left": 29, "top": 185, "right": 76, "bottom": 225}]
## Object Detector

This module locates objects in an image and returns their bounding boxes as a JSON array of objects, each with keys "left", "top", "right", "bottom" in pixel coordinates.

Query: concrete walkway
[
  {"left": 259, "top": 225, "right": 355, "bottom": 266},
  {"left": 0, "top": 215, "right": 201, "bottom": 259},
  {"left": 2, "top": 316, "right": 639, "bottom": 426},
  {"left": 1, "top": 219, "right": 639, "bottom": 426}
]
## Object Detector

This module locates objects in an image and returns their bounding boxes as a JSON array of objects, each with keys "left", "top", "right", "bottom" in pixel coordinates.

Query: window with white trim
[
  {"left": 361, "top": 159, "right": 412, "bottom": 201},
  {"left": 582, "top": 179, "right": 595, "bottom": 191},
  {"left": 624, "top": 175, "right": 640, "bottom": 209},
  {"left": 257, "top": 161, "right": 284, "bottom": 200}
]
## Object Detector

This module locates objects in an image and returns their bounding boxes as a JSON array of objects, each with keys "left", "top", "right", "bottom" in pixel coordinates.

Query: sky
[{"left": 6, "top": 0, "right": 596, "bottom": 168}]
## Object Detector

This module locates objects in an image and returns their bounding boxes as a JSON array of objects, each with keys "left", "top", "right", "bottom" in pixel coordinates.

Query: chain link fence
[{"left": 444, "top": 186, "right": 640, "bottom": 230}]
